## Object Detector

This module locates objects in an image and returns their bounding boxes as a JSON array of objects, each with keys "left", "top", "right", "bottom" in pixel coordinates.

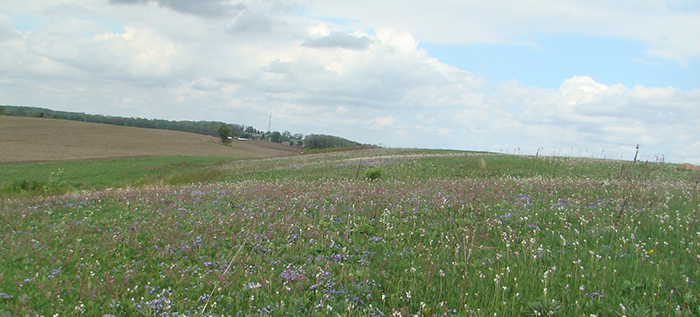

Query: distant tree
[
  {"left": 218, "top": 124, "right": 232, "bottom": 143},
  {"left": 270, "top": 131, "right": 282, "bottom": 143},
  {"left": 293, "top": 133, "right": 304, "bottom": 140},
  {"left": 282, "top": 131, "right": 292, "bottom": 139},
  {"left": 232, "top": 124, "right": 244, "bottom": 134},
  {"left": 0, "top": 105, "right": 296, "bottom": 141},
  {"left": 304, "top": 134, "right": 360, "bottom": 150}
]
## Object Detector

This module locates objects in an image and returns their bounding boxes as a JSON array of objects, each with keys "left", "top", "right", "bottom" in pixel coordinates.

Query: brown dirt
[
  {"left": 678, "top": 163, "right": 700, "bottom": 172},
  {"left": 0, "top": 116, "right": 301, "bottom": 163}
]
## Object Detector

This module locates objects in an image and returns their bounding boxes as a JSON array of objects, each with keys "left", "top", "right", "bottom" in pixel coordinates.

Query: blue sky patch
[
  {"left": 419, "top": 34, "right": 699, "bottom": 90},
  {"left": 9, "top": 14, "right": 45, "bottom": 32}
]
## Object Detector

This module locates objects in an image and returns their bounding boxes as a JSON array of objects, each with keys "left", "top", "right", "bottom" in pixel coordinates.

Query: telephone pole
[{"left": 268, "top": 112, "right": 272, "bottom": 132}]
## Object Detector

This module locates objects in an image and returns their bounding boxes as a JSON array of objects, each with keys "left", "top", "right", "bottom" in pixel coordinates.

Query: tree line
[
  {"left": 1, "top": 105, "right": 371, "bottom": 150},
  {"left": 303, "top": 134, "right": 362, "bottom": 150},
  {"left": 1, "top": 105, "right": 255, "bottom": 139}
]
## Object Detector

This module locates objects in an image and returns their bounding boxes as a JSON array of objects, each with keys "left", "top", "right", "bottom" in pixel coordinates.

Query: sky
[{"left": 1, "top": 0, "right": 699, "bottom": 163}]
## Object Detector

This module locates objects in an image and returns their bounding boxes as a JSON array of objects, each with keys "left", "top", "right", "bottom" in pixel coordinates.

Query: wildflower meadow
[{"left": 1, "top": 149, "right": 698, "bottom": 316}]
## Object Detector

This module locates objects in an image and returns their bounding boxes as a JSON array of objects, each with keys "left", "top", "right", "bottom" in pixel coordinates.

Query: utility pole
[{"left": 268, "top": 112, "right": 272, "bottom": 132}]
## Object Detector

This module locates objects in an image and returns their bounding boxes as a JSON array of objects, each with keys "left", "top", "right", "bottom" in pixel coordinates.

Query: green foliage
[
  {"left": 270, "top": 131, "right": 282, "bottom": 143},
  {"left": 303, "top": 134, "right": 362, "bottom": 150},
  {"left": 218, "top": 124, "right": 232, "bottom": 143},
  {"left": 0, "top": 105, "right": 354, "bottom": 151},
  {"left": 621, "top": 279, "right": 645, "bottom": 294},
  {"left": 618, "top": 300, "right": 651, "bottom": 317},
  {"left": 0, "top": 156, "right": 237, "bottom": 195},
  {"left": 9, "top": 178, "right": 46, "bottom": 192},
  {"left": 46, "top": 168, "right": 67, "bottom": 192},
  {"left": 0, "top": 105, "right": 254, "bottom": 139},
  {"left": 364, "top": 167, "right": 382, "bottom": 181},
  {"left": 682, "top": 289, "right": 700, "bottom": 315},
  {"left": 1, "top": 149, "right": 698, "bottom": 316},
  {"left": 524, "top": 297, "right": 562, "bottom": 316},
  {"left": 4, "top": 169, "right": 69, "bottom": 195},
  {"left": 302, "top": 146, "right": 356, "bottom": 155}
]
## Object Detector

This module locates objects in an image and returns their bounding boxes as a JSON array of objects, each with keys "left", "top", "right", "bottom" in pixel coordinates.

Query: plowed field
[{"left": 0, "top": 116, "right": 301, "bottom": 163}]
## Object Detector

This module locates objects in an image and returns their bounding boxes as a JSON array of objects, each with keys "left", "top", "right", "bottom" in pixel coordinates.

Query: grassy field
[
  {"left": 0, "top": 156, "right": 241, "bottom": 196},
  {"left": 1, "top": 149, "right": 699, "bottom": 316},
  {"left": 0, "top": 116, "right": 301, "bottom": 163}
]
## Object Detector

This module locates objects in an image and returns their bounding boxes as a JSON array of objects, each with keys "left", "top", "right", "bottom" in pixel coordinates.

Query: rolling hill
[{"left": 0, "top": 116, "right": 301, "bottom": 163}]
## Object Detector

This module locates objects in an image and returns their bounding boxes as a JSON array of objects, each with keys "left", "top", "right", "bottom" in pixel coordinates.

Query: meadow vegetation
[
  {"left": 1, "top": 149, "right": 699, "bottom": 316},
  {"left": 0, "top": 156, "right": 239, "bottom": 197}
]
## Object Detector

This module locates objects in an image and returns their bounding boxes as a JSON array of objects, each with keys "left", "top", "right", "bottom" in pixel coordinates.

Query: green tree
[
  {"left": 218, "top": 124, "right": 232, "bottom": 143},
  {"left": 270, "top": 131, "right": 282, "bottom": 143},
  {"left": 304, "top": 134, "right": 360, "bottom": 150}
]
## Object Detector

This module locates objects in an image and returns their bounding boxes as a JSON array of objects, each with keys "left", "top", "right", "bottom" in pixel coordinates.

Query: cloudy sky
[{"left": 1, "top": 0, "right": 699, "bottom": 163}]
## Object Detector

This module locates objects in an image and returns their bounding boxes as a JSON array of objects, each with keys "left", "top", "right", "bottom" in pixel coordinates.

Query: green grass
[
  {"left": 0, "top": 156, "right": 239, "bottom": 195},
  {"left": 218, "top": 149, "right": 689, "bottom": 183},
  {"left": 1, "top": 149, "right": 699, "bottom": 316}
]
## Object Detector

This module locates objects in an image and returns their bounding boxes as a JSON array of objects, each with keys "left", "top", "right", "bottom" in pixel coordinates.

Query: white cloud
[
  {"left": 302, "top": 0, "right": 700, "bottom": 62},
  {"left": 302, "top": 32, "right": 372, "bottom": 50},
  {"left": 191, "top": 78, "right": 222, "bottom": 92},
  {"left": 306, "top": 24, "right": 330, "bottom": 38},
  {"left": 0, "top": 14, "right": 22, "bottom": 42},
  {"left": 373, "top": 116, "right": 394, "bottom": 127},
  {"left": 0, "top": 0, "right": 697, "bottom": 164},
  {"left": 108, "top": 0, "right": 247, "bottom": 17},
  {"left": 22, "top": 25, "right": 184, "bottom": 83},
  {"left": 229, "top": 10, "right": 274, "bottom": 33}
]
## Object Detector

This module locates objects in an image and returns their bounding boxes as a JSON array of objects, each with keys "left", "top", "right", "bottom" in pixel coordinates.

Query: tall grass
[
  {"left": 0, "top": 156, "right": 238, "bottom": 196},
  {"left": 0, "top": 149, "right": 698, "bottom": 316}
]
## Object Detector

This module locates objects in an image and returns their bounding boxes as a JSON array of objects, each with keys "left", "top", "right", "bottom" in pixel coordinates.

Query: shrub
[
  {"left": 5, "top": 169, "right": 70, "bottom": 194},
  {"left": 364, "top": 167, "right": 382, "bottom": 181},
  {"left": 10, "top": 179, "right": 46, "bottom": 192}
]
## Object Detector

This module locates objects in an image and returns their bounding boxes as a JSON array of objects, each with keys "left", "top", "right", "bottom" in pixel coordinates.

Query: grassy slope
[
  {"left": 0, "top": 156, "right": 240, "bottom": 195},
  {"left": 0, "top": 116, "right": 300, "bottom": 163},
  {"left": 1, "top": 149, "right": 699, "bottom": 316},
  {"left": 1, "top": 115, "right": 302, "bottom": 195}
]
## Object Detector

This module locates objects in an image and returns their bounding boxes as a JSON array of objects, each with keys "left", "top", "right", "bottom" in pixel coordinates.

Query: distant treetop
[
  {"left": 303, "top": 134, "right": 361, "bottom": 150},
  {"left": 2, "top": 105, "right": 274, "bottom": 140},
  {"left": 1, "top": 105, "right": 370, "bottom": 149}
]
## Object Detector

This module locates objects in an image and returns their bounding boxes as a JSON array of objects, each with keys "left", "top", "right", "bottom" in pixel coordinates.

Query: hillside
[
  {"left": 1, "top": 149, "right": 697, "bottom": 316},
  {"left": 0, "top": 116, "right": 301, "bottom": 163},
  {"left": 0, "top": 105, "right": 251, "bottom": 138}
]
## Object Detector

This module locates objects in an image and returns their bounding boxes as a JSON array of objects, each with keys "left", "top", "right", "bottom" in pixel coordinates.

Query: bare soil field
[{"left": 0, "top": 116, "right": 301, "bottom": 163}]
